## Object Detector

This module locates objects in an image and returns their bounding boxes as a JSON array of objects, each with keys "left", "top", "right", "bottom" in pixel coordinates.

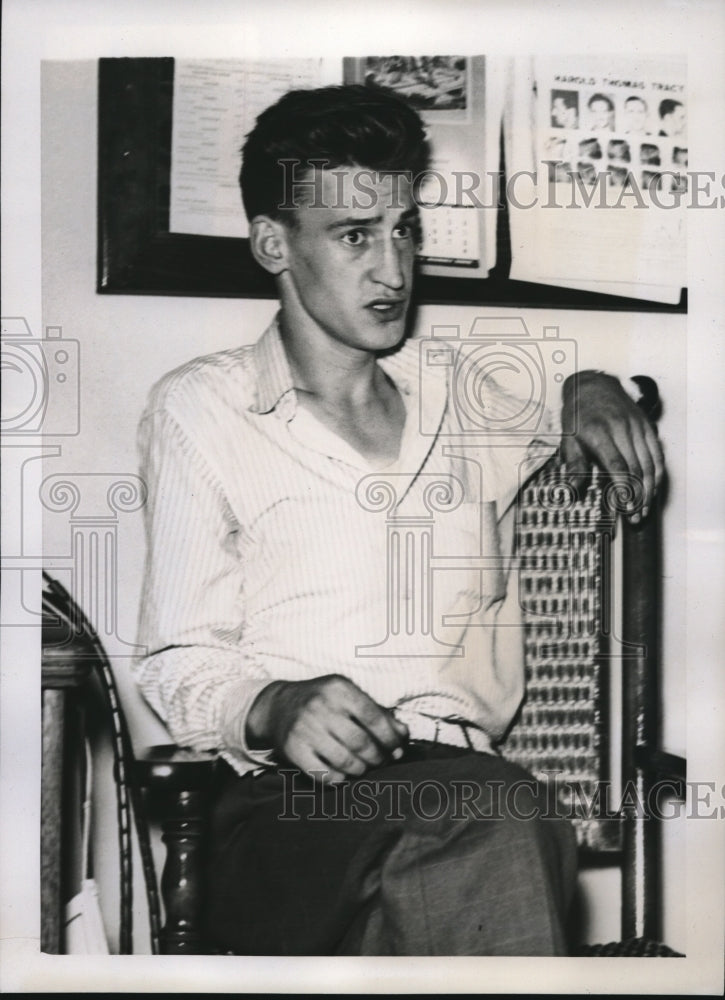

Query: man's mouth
[{"left": 366, "top": 299, "right": 406, "bottom": 321}]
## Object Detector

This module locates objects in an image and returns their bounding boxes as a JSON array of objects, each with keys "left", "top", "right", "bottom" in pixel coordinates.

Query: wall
[{"left": 40, "top": 59, "right": 686, "bottom": 954}]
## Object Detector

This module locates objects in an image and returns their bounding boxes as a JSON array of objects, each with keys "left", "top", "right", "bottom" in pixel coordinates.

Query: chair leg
[
  {"left": 621, "top": 509, "right": 661, "bottom": 942},
  {"left": 41, "top": 688, "right": 67, "bottom": 954},
  {"left": 157, "top": 788, "right": 208, "bottom": 955}
]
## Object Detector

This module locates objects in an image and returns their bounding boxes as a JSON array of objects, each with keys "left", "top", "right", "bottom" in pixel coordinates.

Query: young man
[
  {"left": 623, "top": 95, "right": 650, "bottom": 135},
  {"left": 658, "top": 98, "right": 686, "bottom": 137},
  {"left": 135, "top": 85, "right": 664, "bottom": 956},
  {"left": 587, "top": 93, "right": 615, "bottom": 131},
  {"left": 551, "top": 91, "right": 579, "bottom": 129}
]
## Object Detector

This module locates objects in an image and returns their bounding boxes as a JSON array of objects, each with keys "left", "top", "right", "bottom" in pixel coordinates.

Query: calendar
[
  {"left": 418, "top": 204, "right": 480, "bottom": 268},
  {"left": 344, "top": 55, "right": 499, "bottom": 279}
]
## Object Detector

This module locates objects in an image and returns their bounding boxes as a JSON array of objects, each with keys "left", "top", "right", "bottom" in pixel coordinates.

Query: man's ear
[{"left": 249, "top": 216, "right": 290, "bottom": 275}]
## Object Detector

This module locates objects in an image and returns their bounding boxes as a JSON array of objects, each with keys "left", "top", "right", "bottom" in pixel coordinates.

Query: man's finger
[
  {"left": 287, "top": 710, "right": 373, "bottom": 777},
  {"left": 391, "top": 716, "right": 409, "bottom": 742},
  {"left": 320, "top": 734, "right": 370, "bottom": 777},
  {"left": 581, "top": 430, "right": 640, "bottom": 519},
  {"left": 333, "top": 681, "right": 408, "bottom": 753},
  {"left": 350, "top": 702, "right": 408, "bottom": 756},
  {"left": 292, "top": 744, "right": 347, "bottom": 785},
  {"left": 609, "top": 419, "right": 646, "bottom": 520},
  {"left": 562, "top": 371, "right": 667, "bottom": 523},
  {"left": 560, "top": 435, "right": 590, "bottom": 498},
  {"left": 630, "top": 419, "right": 657, "bottom": 516},
  {"left": 325, "top": 715, "right": 386, "bottom": 769},
  {"left": 642, "top": 418, "right": 665, "bottom": 493},
  {"left": 585, "top": 415, "right": 649, "bottom": 522}
]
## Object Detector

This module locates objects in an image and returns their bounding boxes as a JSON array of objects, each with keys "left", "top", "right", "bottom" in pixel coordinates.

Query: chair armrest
[
  {"left": 134, "top": 745, "right": 216, "bottom": 955},
  {"left": 135, "top": 744, "right": 217, "bottom": 793}
]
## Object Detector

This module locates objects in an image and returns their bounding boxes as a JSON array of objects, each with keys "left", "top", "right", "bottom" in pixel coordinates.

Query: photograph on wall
[
  {"left": 362, "top": 55, "right": 470, "bottom": 120},
  {"left": 534, "top": 56, "right": 687, "bottom": 206}
]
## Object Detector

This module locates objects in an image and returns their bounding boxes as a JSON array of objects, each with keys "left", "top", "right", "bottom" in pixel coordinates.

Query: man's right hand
[{"left": 245, "top": 675, "right": 409, "bottom": 783}]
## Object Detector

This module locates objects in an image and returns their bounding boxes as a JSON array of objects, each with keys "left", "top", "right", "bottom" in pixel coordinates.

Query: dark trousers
[{"left": 203, "top": 742, "right": 578, "bottom": 956}]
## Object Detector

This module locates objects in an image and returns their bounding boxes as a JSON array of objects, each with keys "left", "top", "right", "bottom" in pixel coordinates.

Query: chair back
[
  {"left": 505, "top": 408, "right": 685, "bottom": 943},
  {"left": 42, "top": 572, "right": 162, "bottom": 954}
]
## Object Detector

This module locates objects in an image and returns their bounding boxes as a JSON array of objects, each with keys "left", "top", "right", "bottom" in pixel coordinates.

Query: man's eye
[
  {"left": 341, "top": 230, "right": 366, "bottom": 246},
  {"left": 396, "top": 220, "right": 422, "bottom": 244}
]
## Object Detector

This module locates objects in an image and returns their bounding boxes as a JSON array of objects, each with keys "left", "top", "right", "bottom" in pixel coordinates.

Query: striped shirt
[{"left": 134, "top": 316, "right": 558, "bottom": 776}]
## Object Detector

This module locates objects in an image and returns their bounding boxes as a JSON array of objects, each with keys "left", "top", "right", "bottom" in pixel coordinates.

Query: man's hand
[
  {"left": 561, "top": 371, "right": 665, "bottom": 523},
  {"left": 245, "top": 675, "right": 409, "bottom": 783}
]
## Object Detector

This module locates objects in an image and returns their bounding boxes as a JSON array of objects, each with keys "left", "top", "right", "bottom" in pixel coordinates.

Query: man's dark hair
[
  {"left": 588, "top": 93, "right": 614, "bottom": 111},
  {"left": 659, "top": 98, "right": 683, "bottom": 119},
  {"left": 239, "top": 84, "right": 430, "bottom": 222}
]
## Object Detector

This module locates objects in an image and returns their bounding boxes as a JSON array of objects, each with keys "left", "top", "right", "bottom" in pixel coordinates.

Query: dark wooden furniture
[
  {"left": 504, "top": 378, "right": 686, "bottom": 951},
  {"left": 134, "top": 746, "right": 215, "bottom": 954},
  {"left": 41, "top": 616, "right": 94, "bottom": 953},
  {"left": 41, "top": 573, "right": 162, "bottom": 954},
  {"left": 507, "top": 459, "right": 686, "bottom": 951}
]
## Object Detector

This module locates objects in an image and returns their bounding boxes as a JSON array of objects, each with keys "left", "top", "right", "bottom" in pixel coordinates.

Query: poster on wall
[
  {"left": 169, "top": 58, "right": 342, "bottom": 240},
  {"left": 508, "top": 54, "right": 687, "bottom": 302}
]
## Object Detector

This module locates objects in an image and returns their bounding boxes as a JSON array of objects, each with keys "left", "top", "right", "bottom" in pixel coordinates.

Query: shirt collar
[
  {"left": 247, "top": 315, "right": 296, "bottom": 417},
  {"left": 247, "top": 316, "right": 447, "bottom": 445}
]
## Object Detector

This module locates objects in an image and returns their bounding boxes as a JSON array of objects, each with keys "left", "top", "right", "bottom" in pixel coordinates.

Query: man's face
[
  {"left": 279, "top": 166, "right": 419, "bottom": 354},
  {"left": 552, "top": 97, "right": 576, "bottom": 128},
  {"left": 589, "top": 99, "right": 614, "bottom": 130},
  {"left": 624, "top": 100, "right": 647, "bottom": 132},
  {"left": 666, "top": 105, "right": 686, "bottom": 135}
]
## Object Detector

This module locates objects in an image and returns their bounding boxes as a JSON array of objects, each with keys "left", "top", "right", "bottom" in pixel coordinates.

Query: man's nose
[{"left": 370, "top": 238, "right": 405, "bottom": 290}]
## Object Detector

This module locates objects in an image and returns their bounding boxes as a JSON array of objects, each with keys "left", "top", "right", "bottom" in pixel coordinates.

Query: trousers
[{"left": 203, "top": 742, "right": 578, "bottom": 956}]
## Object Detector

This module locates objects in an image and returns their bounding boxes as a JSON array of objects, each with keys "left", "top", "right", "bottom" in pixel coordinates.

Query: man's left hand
[{"left": 560, "top": 371, "right": 665, "bottom": 523}]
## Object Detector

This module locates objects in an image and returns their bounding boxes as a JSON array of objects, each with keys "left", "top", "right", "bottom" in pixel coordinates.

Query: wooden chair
[
  {"left": 42, "top": 380, "right": 685, "bottom": 956},
  {"left": 508, "top": 376, "right": 684, "bottom": 954},
  {"left": 506, "top": 455, "right": 686, "bottom": 955},
  {"left": 41, "top": 572, "right": 162, "bottom": 954}
]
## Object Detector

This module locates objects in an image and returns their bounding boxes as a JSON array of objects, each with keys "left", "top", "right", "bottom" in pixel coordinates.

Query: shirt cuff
[{"left": 218, "top": 677, "right": 278, "bottom": 769}]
